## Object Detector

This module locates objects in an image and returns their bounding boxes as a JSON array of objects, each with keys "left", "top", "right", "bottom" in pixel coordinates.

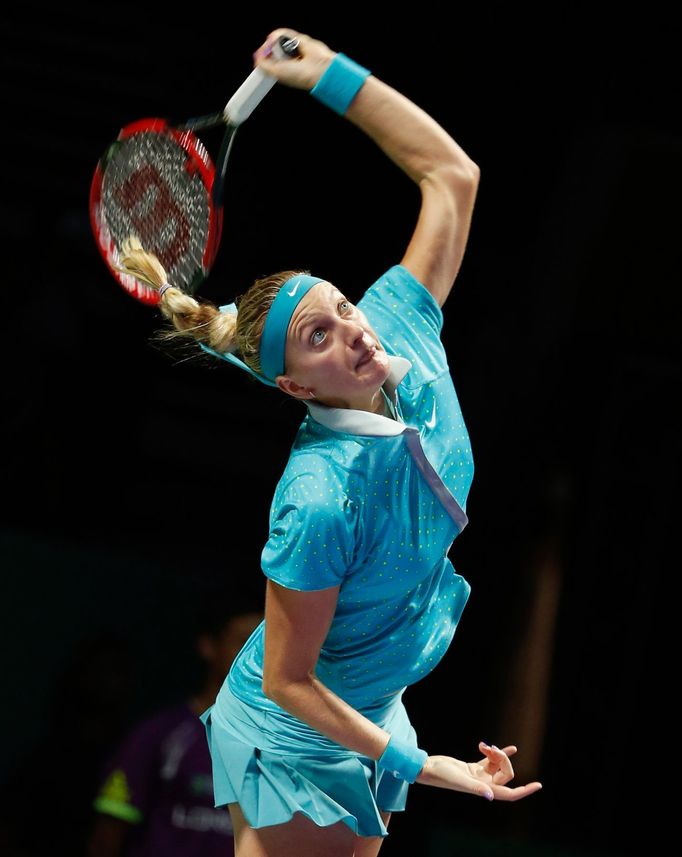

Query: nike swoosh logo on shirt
[
  {"left": 425, "top": 398, "right": 437, "bottom": 429},
  {"left": 287, "top": 279, "right": 302, "bottom": 296}
]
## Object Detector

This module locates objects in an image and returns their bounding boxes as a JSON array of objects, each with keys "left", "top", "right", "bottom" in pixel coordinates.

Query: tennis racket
[{"left": 89, "top": 35, "right": 301, "bottom": 305}]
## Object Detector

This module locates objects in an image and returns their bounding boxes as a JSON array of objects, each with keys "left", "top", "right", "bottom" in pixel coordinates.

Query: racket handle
[{"left": 224, "top": 36, "right": 300, "bottom": 125}]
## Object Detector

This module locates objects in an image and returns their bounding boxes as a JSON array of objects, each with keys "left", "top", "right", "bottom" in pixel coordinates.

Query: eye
[{"left": 310, "top": 300, "right": 353, "bottom": 345}]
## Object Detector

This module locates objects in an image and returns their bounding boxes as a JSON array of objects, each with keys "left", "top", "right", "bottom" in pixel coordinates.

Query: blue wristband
[
  {"left": 377, "top": 734, "right": 428, "bottom": 784},
  {"left": 310, "top": 53, "right": 371, "bottom": 116}
]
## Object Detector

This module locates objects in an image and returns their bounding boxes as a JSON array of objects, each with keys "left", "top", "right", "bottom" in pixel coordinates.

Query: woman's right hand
[
  {"left": 415, "top": 742, "right": 543, "bottom": 802},
  {"left": 252, "top": 28, "right": 337, "bottom": 92}
]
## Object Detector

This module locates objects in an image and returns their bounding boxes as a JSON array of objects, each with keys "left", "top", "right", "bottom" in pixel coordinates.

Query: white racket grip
[
  {"left": 224, "top": 69, "right": 277, "bottom": 125},
  {"left": 224, "top": 39, "right": 293, "bottom": 125}
]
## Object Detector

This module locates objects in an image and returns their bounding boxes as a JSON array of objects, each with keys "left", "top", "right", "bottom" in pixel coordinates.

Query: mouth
[{"left": 356, "top": 345, "right": 377, "bottom": 368}]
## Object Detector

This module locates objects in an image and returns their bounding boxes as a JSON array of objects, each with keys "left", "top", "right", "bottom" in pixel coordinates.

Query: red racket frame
[{"left": 89, "top": 118, "right": 224, "bottom": 306}]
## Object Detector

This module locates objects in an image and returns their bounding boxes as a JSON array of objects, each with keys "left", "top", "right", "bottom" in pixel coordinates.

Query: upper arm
[
  {"left": 399, "top": 165, "right": 480, "bottom": 309},
  {"left": 262, "top": 578, "right": 340, "bottom": 696},
  {"left": 261, "top": 486, "right": 357, "bottom": 592}
]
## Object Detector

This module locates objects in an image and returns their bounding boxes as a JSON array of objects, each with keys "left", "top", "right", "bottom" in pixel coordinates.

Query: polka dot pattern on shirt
[{"left": 228, "top": 264, "right": 475, "bottom": 712}]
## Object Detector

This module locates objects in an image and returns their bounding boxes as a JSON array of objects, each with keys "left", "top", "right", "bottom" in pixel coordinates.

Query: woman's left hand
[{"left": 416, "top": 742, "right": 543, "bottom": 801}]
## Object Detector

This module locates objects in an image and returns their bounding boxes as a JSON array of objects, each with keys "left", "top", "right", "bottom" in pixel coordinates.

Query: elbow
[
  {"left": 262, "top": 677, "right": 278, "bottom": 701},
  {"left": 262, "top": 675, "right": 292, "bottom": 704},
  {"left": 424, "top": 161, "right": 480, "bottom": 190},
  {"left": 454, "top": 160, "right": 481, "bottom": 183},
  {"left": 468, "top": 160, "right": 481, "bottom": 181},
  {"left": 262, "top": 674, "right": 277, "bottom": 700},
  {"left": 452, "top": 150, "right": 480, "bottom": 182},
  {"left": 262, "top": 671, "right": 311, "bottom": 704}
]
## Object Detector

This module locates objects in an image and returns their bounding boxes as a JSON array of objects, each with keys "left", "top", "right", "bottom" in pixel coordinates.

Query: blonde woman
[{"left": 119, "top": 28, "right": 542, "bottom": 857}]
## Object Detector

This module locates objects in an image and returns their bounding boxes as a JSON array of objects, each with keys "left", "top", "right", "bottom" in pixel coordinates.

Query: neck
[
  {"left": 377, "top": 386, "right": 394, "bottom": 418},
  {"left": 362, "top": 386, "right": 393, "bottom": 418},
  {"left": 313, "top": 386, "right": 392, "bottom": 417}
]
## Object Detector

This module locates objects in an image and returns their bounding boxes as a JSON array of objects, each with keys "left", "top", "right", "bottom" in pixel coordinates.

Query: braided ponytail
[
  {"left": 117, "top": 236, "right": 310, "bottom": 380},
  {"left": 117, "top": 236, "right": 236, "bottom": 354}
]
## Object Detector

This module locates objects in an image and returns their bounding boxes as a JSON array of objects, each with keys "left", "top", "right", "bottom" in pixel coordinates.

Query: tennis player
[{"left": 118, "top": 28, "right": 542, "bottom": 857}]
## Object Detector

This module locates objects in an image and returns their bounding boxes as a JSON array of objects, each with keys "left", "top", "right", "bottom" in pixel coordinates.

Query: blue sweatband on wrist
[
  {"left": 377, "top": 734, "right": 428, "bottom": 783},
  {"left": 310, "top": 52, "right": 371, "bottom": 116}
]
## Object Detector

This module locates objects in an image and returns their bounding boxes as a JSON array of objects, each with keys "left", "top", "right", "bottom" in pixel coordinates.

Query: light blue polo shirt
[{"left": 223, "top": 263, "right": 475, "bottom": 714}]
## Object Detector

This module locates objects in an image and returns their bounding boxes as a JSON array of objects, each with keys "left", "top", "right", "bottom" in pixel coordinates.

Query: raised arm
[
  {"left": 343, "top": 75, "right": 477, "bottom": 184},
  {"left": 343, "top": 74, "right": 480, "bottom": 309},
  {"left": 254, "top": 29, "right": 480, "bottom": 309}
]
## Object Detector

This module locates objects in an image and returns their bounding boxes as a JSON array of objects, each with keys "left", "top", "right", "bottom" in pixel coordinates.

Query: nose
[{"left": 347, "top": 319, "right": 370, "bottom": 349}]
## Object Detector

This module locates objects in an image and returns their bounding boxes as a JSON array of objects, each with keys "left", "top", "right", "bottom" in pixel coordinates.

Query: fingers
[
  {"left": 265, "top": 27, "right": 302, "bottom": 44},
  {"left": 489, "top": 781, "right": 543, "bottom": 802},
  {"left": 479, "top": 741, "right": 517, "bottom": 757},
  {"left": 475, "top": 742, "right": 543, "bottom": 801},
  {"left": 478, "top": 742, "right": 515, "bottom": 784},
  {"left": 254, "top": 28, "right": 305, "bottom": 59},
  {"left": 468, "top": 774, "right": 542, "bottom": 803},
  {"left": 420, "top": 755, "right": 542, "bottom": 804}
]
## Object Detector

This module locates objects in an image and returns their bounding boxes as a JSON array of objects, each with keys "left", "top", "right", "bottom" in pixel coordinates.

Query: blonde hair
[{"left": 117, "top": 236, "right": 309, "bottom": 380}]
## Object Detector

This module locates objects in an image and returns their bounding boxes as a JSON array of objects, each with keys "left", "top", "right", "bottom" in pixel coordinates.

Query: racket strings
[{"left": 100, "top": 131, "right": 212, "bottom": 292}]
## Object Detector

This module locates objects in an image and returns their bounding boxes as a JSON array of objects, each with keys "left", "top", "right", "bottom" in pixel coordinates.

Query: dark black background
[{"left": 1, "top": 6, "right": 679, "bottom": 856}]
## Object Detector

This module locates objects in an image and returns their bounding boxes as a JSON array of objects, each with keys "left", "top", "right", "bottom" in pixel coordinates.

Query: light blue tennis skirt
[{"left": 199, "top": 681, "right": 419, "bottom": 839}]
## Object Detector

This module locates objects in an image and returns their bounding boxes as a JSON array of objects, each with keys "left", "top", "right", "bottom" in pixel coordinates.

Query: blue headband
[{"left": 199, "top": 274, "right": 326, "bottom": 387}]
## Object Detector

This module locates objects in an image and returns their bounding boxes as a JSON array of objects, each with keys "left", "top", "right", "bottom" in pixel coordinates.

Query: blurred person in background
[{"left": 87, "top": 593, "right": 262, "bottom": 857}]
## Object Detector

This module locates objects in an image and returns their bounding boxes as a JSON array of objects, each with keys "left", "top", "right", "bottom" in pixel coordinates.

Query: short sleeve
[
  {"left": 357, "top": 264, "right": 447, "bottom": 388},
  {"left": 261, "top": 495, "right": 357, "bottom": 592},
  {"left": 92, "top": 717, "right": 160, "bottom": 823}
]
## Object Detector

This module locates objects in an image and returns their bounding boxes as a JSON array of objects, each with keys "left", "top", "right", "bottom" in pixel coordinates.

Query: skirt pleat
[{"left": 199, "top": 685, "right": 415, "bottom": 838}]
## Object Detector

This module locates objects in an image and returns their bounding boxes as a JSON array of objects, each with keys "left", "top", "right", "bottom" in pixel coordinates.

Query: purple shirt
[{"left": 94, "top": 702, "right": 234, "bottom": 856}]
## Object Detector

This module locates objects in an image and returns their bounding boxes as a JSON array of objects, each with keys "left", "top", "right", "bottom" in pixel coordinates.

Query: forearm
[
  {"left": 265, "top": 674, "right": 391, "bottom": 760},
  {"left": 344, "top": 74, "right": 478, "bottom": 184}
]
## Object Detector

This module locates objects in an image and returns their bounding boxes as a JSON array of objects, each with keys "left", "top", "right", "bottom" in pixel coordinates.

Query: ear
[{"left": 276, "top": 374, "right": 312, "bottom": 400}]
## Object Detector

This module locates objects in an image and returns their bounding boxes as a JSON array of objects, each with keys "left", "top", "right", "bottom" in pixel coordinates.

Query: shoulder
[
  {"left": 266, "top": 461, "right": 358, "bottom": 549},
  {"left": 358, "top": 263, "right": 444, "bottom": 338},
  {"left": 261, "top": 482, "right": 357, "bottom": 591},
  {"left": 357, "top": 264, "right": 448, "bottom": 388},
  {"left": 271, "top": 468, "right": 356, "bottom": 528},
  {"left": 274, "top": 444, "right": 347, "bottom": 502}
]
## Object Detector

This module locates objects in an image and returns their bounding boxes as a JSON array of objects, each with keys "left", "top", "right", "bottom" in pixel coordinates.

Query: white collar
[{"left": 305, "top": 355, "right": 412, "bottom": 437}]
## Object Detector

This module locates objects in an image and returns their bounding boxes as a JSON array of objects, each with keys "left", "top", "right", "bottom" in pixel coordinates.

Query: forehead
[{"left": 292, "top": 281, "right": 342, "bottom": 319}]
